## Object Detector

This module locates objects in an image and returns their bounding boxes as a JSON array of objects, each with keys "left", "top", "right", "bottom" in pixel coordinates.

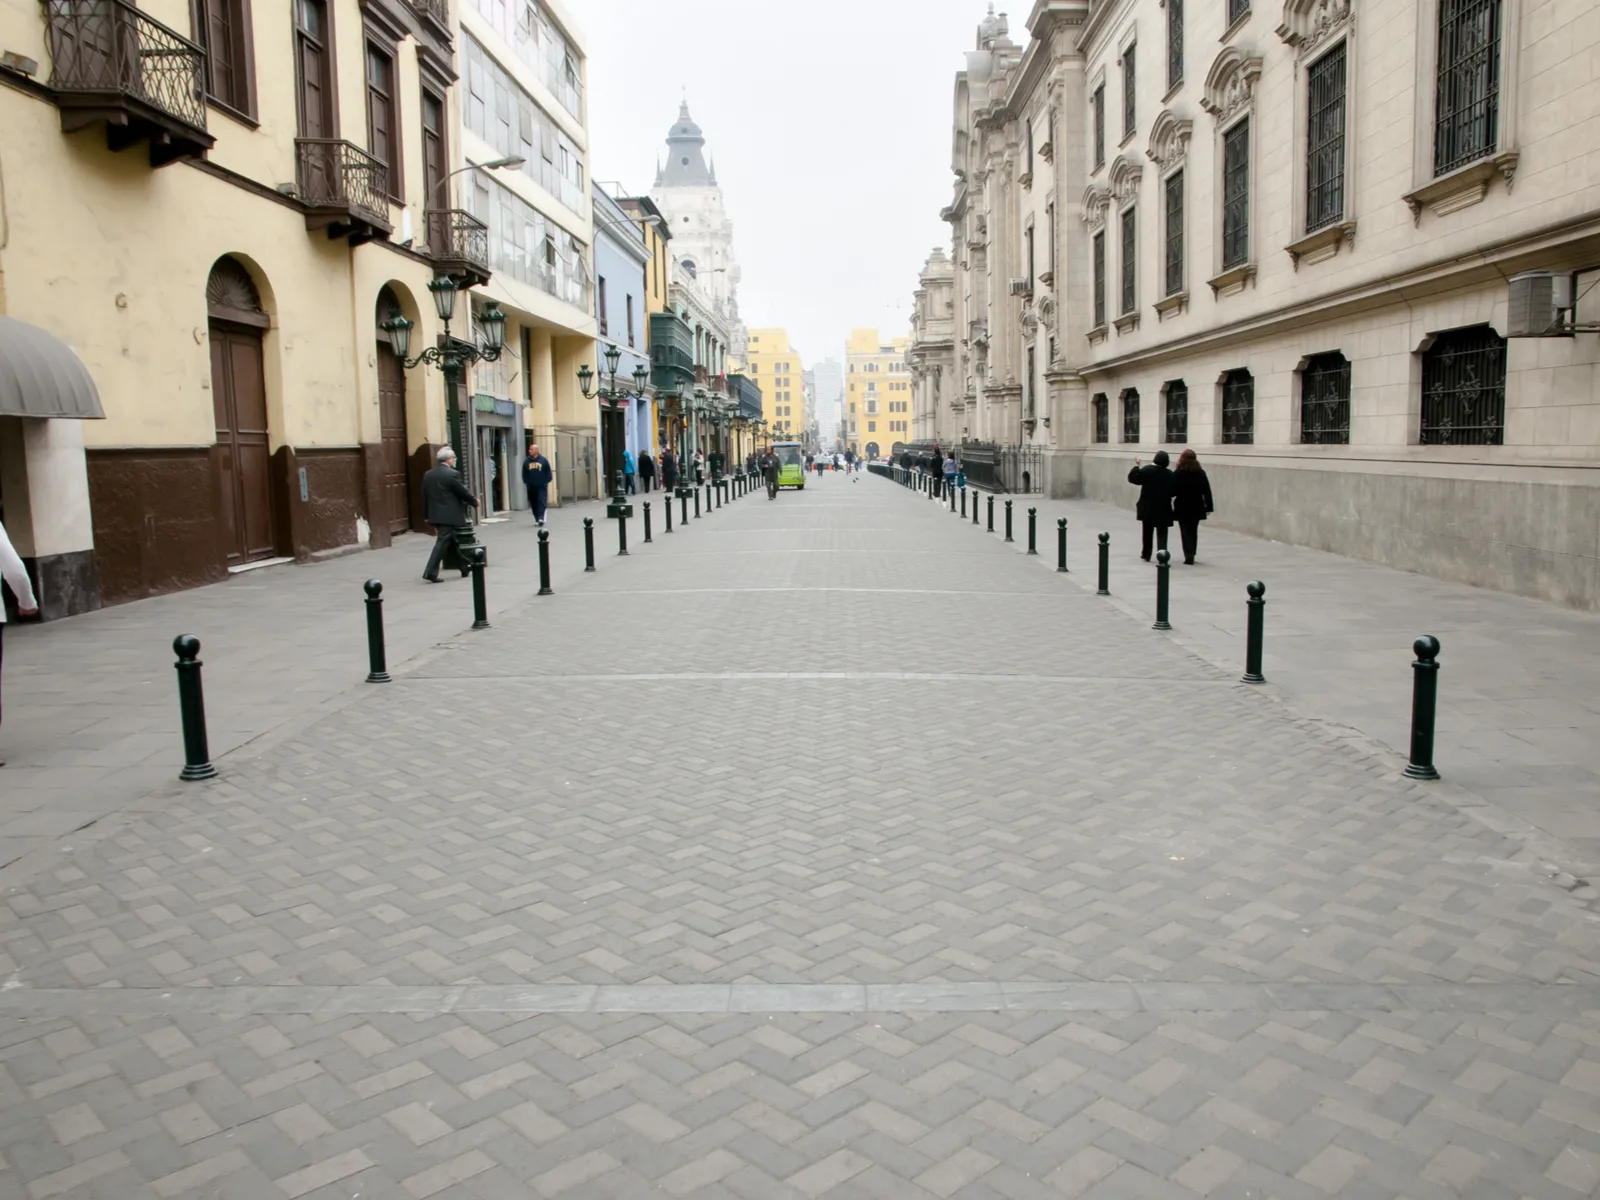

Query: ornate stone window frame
[
  {"left": 1201, "top": 48, "right": 1263, "bottom": 297},
  {"left": 1090, "top": 63, "right": 1109, "bottom": 175},
  {"left": 1147, "top": 109, "right": 1192, "bottom": 318},
  {"left": 1118, "top": 24, "right": 1140, "bottom": 149},
  {"left": 1109, "top": 156, "right": 1143, "bottom": 334},
  {"left": 1279, "top": 0, "right": 1358, "bottom": 268},
  {"left": 1082, "top": 185, "right": 1112, "bottom": 344},
  {"left": 1403, "top": 0, "right": 1522, "bottom": 224}
]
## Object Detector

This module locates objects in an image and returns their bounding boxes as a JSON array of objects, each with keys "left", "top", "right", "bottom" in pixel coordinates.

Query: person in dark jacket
[
  {"left": 930, "top": 447, "right": 945, "bottom": 499},
  {"left": 423, "top": 447, "right": 479, "bottom": 581},
  {"left": 1127, "top": 449, "right": 1176, "bottom": 562},
  {"left": 521, "top": 443, "right": 553, "bottom": 526},
  {"left": 1170, "top": 448, "right": 1215, "bottom": 564},
  {"left": 638, "top": 450, "right": 656, "bottom": 493},
  {"left": 661, "top": 448, "right": 678, "bottom": 490}
]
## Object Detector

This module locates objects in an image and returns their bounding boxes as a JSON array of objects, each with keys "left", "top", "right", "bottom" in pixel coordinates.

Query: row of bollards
[{"left": 927, "top": 477, "right": 1445, "bottom": 781}]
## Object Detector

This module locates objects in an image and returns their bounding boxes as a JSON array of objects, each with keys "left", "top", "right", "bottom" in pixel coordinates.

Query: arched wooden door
[
  {"left": 207, "top": 257, "right": 278, "bottom": 565},
  {"left": 376, "top": 287, "right": 411, "bottom": 534}
]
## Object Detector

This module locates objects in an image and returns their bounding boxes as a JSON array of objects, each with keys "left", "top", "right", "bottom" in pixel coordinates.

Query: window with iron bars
[
  {"left": 1300, "top": 352, "right": 1351, "bottom": 444},
  {"left": 1092, "top": 393, "right": 1109, "bottom": 443},
  {"left": 1121, "top": 390, "right": 1141, "bottom": 443},
  {"left": 1164, "top": 381, "right": 1188, "bottom": 443},
  {"left": 1227, "top": 0, "right": 1250, "bottom": 26},
  {"left": 1093, "top": 84, "right": 1106, "bottom": 169},
  {"left": 1167, "top": 0, "right": 1183, "bottom": 91},
  {"left": 1434, "top": 0, "right": 1501, "bottom": 176},
  {"left": 1420, "top": 326, "right": 1506, "bottom": 445},
  {"left": 1164, "top": 171, "right": 1184, "bottom": 296},
  {"left": 1222, "top": 119, "right": 1250, "bottom": 269},
  {"left": 1123, "top": 43, "right": 1136, "bottom": 140},
  {"left": 1306, "top": 42, "right": 1347, "bottom": 232},
  {"left": 1221, "top": 369, "right": 1254, "bottom": 444},
  {"left": 1121, "top": 207, "right": 1137, "bottom": 315},
  {"left": 1092, "top": 231, "right": 1106, "bottom": 328}
]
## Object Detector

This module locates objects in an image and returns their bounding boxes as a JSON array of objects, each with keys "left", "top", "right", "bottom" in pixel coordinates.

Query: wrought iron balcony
[
  {"left": 43, "top": 0, "right": 212, "bottom": 166},
  {"left": 409, "top": 0, "right": 450, "bottom": 28},
  {"left": 295, "top": 139, "right": 391, "bottom": 245},
  {"left": 425, "top": 209, "right": 490, "bottom": 286}
]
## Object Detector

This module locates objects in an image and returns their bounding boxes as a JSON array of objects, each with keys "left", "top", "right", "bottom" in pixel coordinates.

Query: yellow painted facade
[
  {"left": 0, "top": 0, "right": 595, "bottom": 613},
  {"left": 744, "top": 328, "right": 805, "bottom": 441},
  {"left": 846, "top": 329, "right": 911, "bottom": 458}
]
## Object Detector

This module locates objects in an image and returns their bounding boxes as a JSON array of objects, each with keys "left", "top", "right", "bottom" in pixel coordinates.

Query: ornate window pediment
[
  {"left": 1276, "top": 0, "right": 1352, "bottom": 58},
  {"left": 1146, "top": 110, "right": 1194, "bottom": 171},
  {"left": 1080, "top": 184, "right": 1112, "bottom": 230},
  {"left": 1201, "top": 47, "right": 1264, "bottom": 121},
  {"left": 1109, "top": 155, "right": 1143, "bottom": 204}
]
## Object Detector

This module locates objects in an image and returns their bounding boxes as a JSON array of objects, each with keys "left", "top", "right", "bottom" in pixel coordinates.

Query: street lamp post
[
  {"left": 382, "top": 273, "right": 506, "bottom": 557},
  {"left": 577, "top": 344, "right": 649, "bottom": 537}
]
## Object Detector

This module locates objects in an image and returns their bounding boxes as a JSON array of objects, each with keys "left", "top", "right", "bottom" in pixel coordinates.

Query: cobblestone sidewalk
[{"left": 1, "top": 472, "right": 1598, "bottom": 1197}]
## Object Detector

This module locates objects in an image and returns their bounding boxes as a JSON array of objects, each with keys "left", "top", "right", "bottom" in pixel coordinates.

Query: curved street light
[{"left": 578, "top": 343, "right": 650, "bottom": 509}]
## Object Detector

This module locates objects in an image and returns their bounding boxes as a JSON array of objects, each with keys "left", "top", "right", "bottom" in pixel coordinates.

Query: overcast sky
[{"left": 580, "top": 0, "right": 992, "bottom": 368}]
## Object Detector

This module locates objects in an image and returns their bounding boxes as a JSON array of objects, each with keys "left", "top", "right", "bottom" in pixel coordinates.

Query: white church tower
[{"left": 650, "top": 102, "right": 747, "bottom": 359}]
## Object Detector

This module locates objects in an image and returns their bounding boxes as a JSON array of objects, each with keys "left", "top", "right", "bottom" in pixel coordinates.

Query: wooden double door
[
  {"left": 210, "top": 320, "right": 278, "bottom": 565},
  {"left": 376, "top": 341, "right": 411, "bottom": 534}
]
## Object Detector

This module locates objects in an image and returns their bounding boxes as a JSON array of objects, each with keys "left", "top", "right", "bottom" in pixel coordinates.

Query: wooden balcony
[
  {"left": 42, "top": 0, "right": 213, "bottom": 167},
  {"left": 295, "top": 139, "right": 392, "bottom": 245},
  {"left": 425, "top": 209, "right": 490, "bottom": 287}
]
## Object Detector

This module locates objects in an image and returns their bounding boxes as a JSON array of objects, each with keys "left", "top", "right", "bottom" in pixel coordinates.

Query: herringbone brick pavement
[{"left": 1, "top": 476, "right": 1597, "bottom": 1197}]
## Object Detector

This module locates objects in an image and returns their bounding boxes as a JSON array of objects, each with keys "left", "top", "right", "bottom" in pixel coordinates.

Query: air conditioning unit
[
  {"left": 1507, "top": 271, "right": 1573, "bottom": 337},
  {"left": 1008, "top": 278, "right": 1032, "bottom": 297}
]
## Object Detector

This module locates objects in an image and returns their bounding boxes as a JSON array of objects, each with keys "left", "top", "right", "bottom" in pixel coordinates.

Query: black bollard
[
  {"left": 1097, "top": 533, "right": 1110, "bottom": 596},
  {"left": 950, "top": 483, "right": 957, "bottom": 513},
  {"left": 960, "top": 486, "right": 967, "bottom": 519},
  {"left": 1004, "top": 500, "right": 1014, "bottom": 543},
  {"left": 1404, "top": 636, "right": 1442, "bottom": 780},
  {"left": 616, "top": 509, "right": 629, "bottom": 556},
  {"left": 1242, "top": 580, "right": 1266, "bottom": 683},
  {"left": 537, "top": 530, "right": 553, "bottom": 595},
  {"left": 665, "top": 495, "right": 674, "bottom": 533},
  {"left": 1027, "top": 507, "right": 1038, "bottom": 554},
  {"left": 680, "top": 491, "right": 689, "bottom": 527},
  {"left": 470, "top": 546, "right": 490, "bottom": 629},
  {"left": 643, "top": 501, "right": 653, "bottom": 543},
  {"left": 173, "top": 635, "right": 218, "bottom": 780},
  {"left": 693, "top": 487, "right": 701, "bottom": 518},
  {"left": 715, "top": 483, "right": 723, "bottom": 510},
  {"left": 1153, "top": 549, "right": 1172, "bottom": 630},
  {"left": 1057, "top": 518, "right": 1069, "bottom": 573},
  {"left": 363, "top": 580, "right": 390, "bottom": 682},
  {"left": 583, "top": 518, "right": 596, "bottom": 572},
  {"left": 987, "top": 494, "right": 995, "bottom": 532}
]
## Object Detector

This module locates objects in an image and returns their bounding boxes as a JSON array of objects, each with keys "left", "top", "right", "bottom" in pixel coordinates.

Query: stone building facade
[{"left": 916, "top": 0, "right": 1600, "bottom": 607}]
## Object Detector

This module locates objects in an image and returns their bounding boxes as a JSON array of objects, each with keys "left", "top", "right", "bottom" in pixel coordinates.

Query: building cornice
[{"left": 1077, "top": 0, "right": 1133, "bottom": 55}]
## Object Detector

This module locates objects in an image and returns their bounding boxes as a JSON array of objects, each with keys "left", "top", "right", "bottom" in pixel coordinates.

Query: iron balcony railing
[
  {"left": 410, "top": 0, "right": 449, "bottom": 24},
  {"left": 296, "top": 139, "right": 389, "bottom": 227},
  {"left": 43, "top": 0, "right": 208, "bottom": 135},
  {"left": 425, "top": 208, "right": 489, "bottom": 274},
  {"left": 953, "top": 442, "right": 1043, "bottom": 494}
]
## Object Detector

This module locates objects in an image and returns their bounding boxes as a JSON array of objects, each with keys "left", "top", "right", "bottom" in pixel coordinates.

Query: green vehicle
[{"left": 772, "top": 441, "right": 806, "bottom": 489}]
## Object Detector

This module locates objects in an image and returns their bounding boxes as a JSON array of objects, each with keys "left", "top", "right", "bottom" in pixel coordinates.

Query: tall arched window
[
  {"left": 1163, "top": 380, "right": 1188, "bottom": 444},
  {"left": 1300, "top": 352, "right": 1350, "bottom": 444},
  {"left": 1121, "top": 389, "right": 1141, "bottom": 443},
  {"left": 1092, "top": 393, "right": 1109, "bottom": 443},
  {"left": 1421, "top": 326, "right": 1506, "bottom": 445},
  {"left": 1221, "top": 369, "right": 1254, "bottom": 444}
]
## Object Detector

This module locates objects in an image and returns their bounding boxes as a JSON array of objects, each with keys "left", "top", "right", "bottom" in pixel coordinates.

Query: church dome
[{"left": 668, "top": 101, "right": 704, "bottom": 143}]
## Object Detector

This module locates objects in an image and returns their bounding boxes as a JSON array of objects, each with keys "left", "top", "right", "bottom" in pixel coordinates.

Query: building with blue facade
[{"left": 592, "top": 184, "right": 653, "bottom": 489}]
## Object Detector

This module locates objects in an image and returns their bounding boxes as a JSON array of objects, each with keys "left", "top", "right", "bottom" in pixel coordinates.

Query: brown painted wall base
[
  {"left": 19, "top": 550, "right": 101, "bottom": 621},
  {"left": 87, "top": 448, "right": 227, "bottom": 605},
  {"left": 409, "top": 442, "right": 441, "bottom": 533},
  {"left": 274, "top": 446, "right": 370, "bottom": 560}
]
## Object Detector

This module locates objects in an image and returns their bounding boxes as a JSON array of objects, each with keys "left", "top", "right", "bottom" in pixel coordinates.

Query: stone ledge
[
  {"left": 1286, "top": 220, "right": 1357, "bottom": 269},
  {"left": 1153, "top": 291, "right": 1189, "bottom": 320},
  {"left": 1113, "top": 311, "right": 1141, "bottom": 334},
  {"left": 1403, "top": 152, "right": 1519, "bottom": 224},
  {"left": 1207, "top": 262, "right": 1258, "bottom": 297}
]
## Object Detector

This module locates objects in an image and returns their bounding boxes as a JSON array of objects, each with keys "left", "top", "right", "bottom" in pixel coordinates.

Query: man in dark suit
[
  {"left": 422, "top": 446, "right": 478, "bottom": 582},
  {"left": 1127, "top": 450, "right": 1176, "bottom": 562}
]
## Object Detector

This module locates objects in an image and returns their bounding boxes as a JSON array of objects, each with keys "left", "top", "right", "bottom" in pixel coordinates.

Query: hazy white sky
[{"left": 580, "top": 0, "right": 993, "bottom": 367}]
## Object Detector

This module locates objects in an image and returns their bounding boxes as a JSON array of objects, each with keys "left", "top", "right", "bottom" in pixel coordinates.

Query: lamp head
[
  {"left": 382, "top": 314, "right": 414, "bottom": 361},
  {"left": 603, "top": 343, "right": 623, "bottom": 377},
  {"left": 578, "top": 363, "right": 594, "bottom": 397},
  {"left": 632, "top": 364, "right": 650, "bottom": 394},
  {"left": 427, "top": 274, "right": 458, "bottom": 323},
  {"left": 478, "top": 302, "right": 507, "bottom": 353}
]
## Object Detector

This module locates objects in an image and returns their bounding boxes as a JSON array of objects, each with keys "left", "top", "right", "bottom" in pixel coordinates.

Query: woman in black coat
[
  {"left": 1127, "top": 450, "right": 1176, "bottom": 561},
  {"left": 1170, "top": 448, "right": 1215, "bottom": 564}
]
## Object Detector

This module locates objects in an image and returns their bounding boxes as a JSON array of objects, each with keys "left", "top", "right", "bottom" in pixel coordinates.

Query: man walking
[
  {"left": 522, "top": 443, "right": 553, "bottom": 527},
  {"left": 1127, "top": 450, "right": 1177, "bottom": 562},
  {"left": 423, "top": 446, "right": 478, "bottom": 582},
  {"left": 638, "top": 449, "right": 656, "bottom": 494},
  {"left": 661, "top": 447, "right": 678, "bottom": 491},
  {"left": 931, "top": 446, "right": 945, "bottom": 499},
  {"left": 622, "top": 448, "right": 637, "bottom": 495},
  {"left": 760, "top": 447, "right": 780, "bottom": 499}
]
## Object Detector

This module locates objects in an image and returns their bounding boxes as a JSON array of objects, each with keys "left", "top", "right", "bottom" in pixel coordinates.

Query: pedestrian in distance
[
  {"left": 1171, "top": 448, "right": 1215, "bottom": 565},
  {"left": 622, "top": 448, "right": 637, "bottom": 495},
  {"left": 1127, "top": 449, "right": 1176, "bottom": 562},
  {"left": 0, "top": 516, "right": 39, "bottom": 751},
  {"left": 760, "top": 447, "right": 780, "bottom": 499},
  {"left": 521, "top": 443, "right": 553, "bottom": 527},
  {"left": 422, "top": 446, "right": 479, "bottom": 582},
  {"left": 931, "top": 446, "right": 945, "bottom": 499},
  {"left": 661, "top": 447, "right": 678, "bottom": 491},
  {"left": 943, "top": 452, "right": 957, "bottom": 496},
  {"left": 638, "top": 449, "right": 656, "bottom": 494}
]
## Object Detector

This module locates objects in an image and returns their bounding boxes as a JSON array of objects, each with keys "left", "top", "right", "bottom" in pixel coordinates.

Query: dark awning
[{"left": 0, "top": 316, "right": 104, "bottom": 419}]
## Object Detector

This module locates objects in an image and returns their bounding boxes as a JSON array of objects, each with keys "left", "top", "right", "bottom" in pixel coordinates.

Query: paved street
[{"left": 3, "top": 472, "right": 1600, "bottom": 1198}]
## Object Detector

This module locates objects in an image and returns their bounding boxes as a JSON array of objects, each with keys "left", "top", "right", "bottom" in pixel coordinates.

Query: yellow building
[
  {"left": 744, "top": 328, "right": 805, "bottom": 441},
  {"left": 846, "top": 329, "right": 912, "bottom": 458},
  {"left": 0, "top": 0, "right": 571, "bottom": 613}
]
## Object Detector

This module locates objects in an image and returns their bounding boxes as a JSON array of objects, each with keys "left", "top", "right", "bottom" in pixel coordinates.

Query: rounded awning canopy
[{"left": 0, "top": 316, "right": 104, "bottom": 419}]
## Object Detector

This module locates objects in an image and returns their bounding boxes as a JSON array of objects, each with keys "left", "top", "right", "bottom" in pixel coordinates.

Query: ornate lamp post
[
  {"left": 383, "top": 274, "right": 506, "bottom": 554},
  {"left": 577, "top": 344, "right": 648, "bottom": 514}
]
